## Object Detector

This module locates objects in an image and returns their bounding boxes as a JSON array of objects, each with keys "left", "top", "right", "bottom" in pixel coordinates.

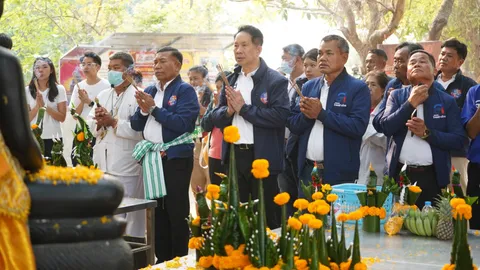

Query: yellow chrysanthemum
[
  {"left": 293, "top": 198, "right": 309, "bottom": 211},
  {"left": 368, "top": 207, "right": 377, "bottom": 216},
  {"left": 288, "top": 217, "right": 303, "bottom": 231},
  {"left": 274, "top": 192, "right": 290, "bottom": 206},
  {"left": 456, "top": 204, "right": 472, "bottom": 220},
  {"left": 450, "top": 198, "right": 466, "bottom": 209},
  {"left": 295, "top": 259, "right": 308, "bottom": 269},
  {"left": 408, "top": 185, "right": 422, "bottom": 193},
  {"left": 251, "top": 159, "right": 270, "bottom": 179},
  {"left": 348, "top": 210, "right": 364, "bottom": 221},
  {"left": 308, "top": 201, "right": 318, "bottom": 213},
  {"left": 299, "top": 213, "right": 315, "bottom": 225},
  {"left": 207, "top": 184, "right": 220, "bottom": 193},
  {"left": 337, "top": 213, "right": 349, "bottom": 222},
  {"left": 322, "top": 184, "right": 332, "bottom": 193},
  {"left": 330, "top": 262, "right": 340, "bottom": 270},
  {"left": 223, "top": 125, "right": 240, "bottom": 143},
  {"left": 192, "top": 216, "right": 201, "bottom": 226},
  {"left": 198, "top": 256, "right": 213, "bottom": 268},
  {"left": 340, "top": 260, "right": 352, "bottom": 270},
  {"left": 31, "top": 124, "right": 38, "bottom": 129},
  {"left": 327, "top": 193, "right": 339, "bottom": 203},
  {"left": 308, "top": 218, "right": 323, "bottom": 229},
  {"left": 206, "top": 191, "right": 220, "bottom": 200},
  {"left": 354, "top": 262, "right": 368, "bottom": 270},
  {"left": 76, "top": 131, "right": 85, "bottom": 142},
  {"left": 359, "top": 206, "right": 369, "bottom": 217},
  {"left": 316, "top": 204, "right": 331, "bottom": 216},
  {"left": 312, "top": 192, "right": 324, "bottom": 200},
  {"left": 319, "top": 263, "right": 330, "bottom": 270},
  {"left": 379, "top": 207, "right": 387, "bottom": 219}
]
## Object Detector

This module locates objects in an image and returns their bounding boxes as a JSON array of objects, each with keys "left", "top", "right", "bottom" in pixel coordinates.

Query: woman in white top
[
  {"left": 26, "top": 57, "right": 67, "bottom": 158},
  {"left": 358, "top": 71, "right": 390, "bottom": 185}
]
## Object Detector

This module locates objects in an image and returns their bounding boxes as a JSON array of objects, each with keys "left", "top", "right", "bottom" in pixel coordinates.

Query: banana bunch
[{"left": 404, "top": 208, "right": 438, "bottom": 237}]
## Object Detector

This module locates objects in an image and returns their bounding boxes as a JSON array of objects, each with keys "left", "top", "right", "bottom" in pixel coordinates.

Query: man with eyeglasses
[{"left": 69, "top": 51, "right": 110, "bottom": 166}]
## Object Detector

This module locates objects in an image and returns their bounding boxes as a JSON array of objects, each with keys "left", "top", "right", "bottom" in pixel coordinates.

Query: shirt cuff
[{"left": 140, "top": 110, "right": 149, "bottom": 116}]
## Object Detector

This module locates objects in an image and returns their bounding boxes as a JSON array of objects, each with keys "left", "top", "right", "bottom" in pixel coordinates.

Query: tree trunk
[{"left": 426, "top": 0, "right": 455, "bottom": 41}]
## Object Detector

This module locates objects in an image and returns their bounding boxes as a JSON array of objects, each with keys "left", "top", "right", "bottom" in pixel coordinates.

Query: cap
[{"left": 424, "top": 201, "right": 431, "bottom": 206}]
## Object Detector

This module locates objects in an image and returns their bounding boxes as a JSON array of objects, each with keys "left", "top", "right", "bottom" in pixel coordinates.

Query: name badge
[
  {"left": 333, "top": 92, "right": 347, "bottom": 107},
  {"left": 433, "top": 104, "right": 446, "bottom": 119},
  {"left": 168, "top": 95, "right": 177, "bottom": 106},
  {"left": 260, "top": 92, "right": 268, "bottom": 104}
]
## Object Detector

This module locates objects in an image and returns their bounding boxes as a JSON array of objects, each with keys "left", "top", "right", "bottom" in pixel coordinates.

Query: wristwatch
[
  {"left": 421, "top": 128, "right": 430, "bottom": 140},
  {"left": 148, "top": 106, "right": 156, "bottom": 114},
  {"left": 88, "top": 101, "right": 95, "bottom": 107}
]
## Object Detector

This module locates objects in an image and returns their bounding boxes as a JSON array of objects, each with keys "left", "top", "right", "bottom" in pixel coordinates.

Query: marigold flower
[
  {"left": 31, "top": 124, "right": 39, "bottom": 129},
  {"left": 316, "top": 204, "right": 331, "bottom": 216},
  {"left": 374, "top": 207, "right": 382, "bottom": 216},
  {"left": 368, "top": 207, "right": 377, "bottom": 216},
  {"left": 288, "top": 217, "right": 302, "bottom": 231},
  {"left": 198, "top": 256, "right": 213, "bottom": 268},
  {"left": 76, "top": 131, "right": 85, "bottom": 142},
  {"left": 224, "top": 244, "right": 234, "bottom": 255},
  {"left": 348, "top": 210, "right": 364, "bottom": 221},
  {"left": 192, "top": 216, "right": 200, "bottom": 226},
  {"left": 354, "top": 262, "right": 368, "bottom": 270},
  {"left": 320, "top": 264, "right": 331, "bottom": 270},
  {"left": 206, "top": 191, "right": 220, "bottom": 200},
  {"left": 295, "top": 259, "right": 308, "bottom": 269},
  {"left": 330, "top": 262, "right": 340, "bottom": 270},
  {"left": 308, "top": 218, "right": 323, "bottom": 229},
  {"left": 379, "top": 207, "right": 387, "bottom": 219},
  {"left": 223, "top": 125, "right": 240, "bottom": 143},
  {"left": 450, "top": 198, "right": 466, "bottom": 209},
  {"left": 312, "top": 191, "right": 324, "bottom": 200},
  {"left": 308, "top": 201, "right": 318, "bottom": 213},
  {"left": 456, "top": 204, "right": 472, "bottom": 220},
  {"left": 322, "top": 184, "right": 332, "bottom": 192},
  {"left": 408, "top": 185, "right": 422, "bottom": 193},
  {"left": 274, "top": 192, "right": 290, "bottom": 206},
  {"left": 327, "top": 193, "right": 338, "bottom": 203},
  {"left": 259, "top": 267, "right": 269, "bottom": 270},
  {"left": 293, "top": 198, "right": 309, "bottom": 210},
  {"left": 359, "top": 206, "right": 369, "bottom": 216},
  {"left": 340, "top": 260, "right": 351, "bottom": 270},
  {"left": 337, "top": 213, "right": 349, "bottom": 222},
  {"left": 207, "top": 184, "right": 220, "bottom": 193},
  {"left": 251, "top": 159, "right": 270, "bottom": 179},
  {"left": 299, "top": 213, "right": 315, "bottom": 225}
]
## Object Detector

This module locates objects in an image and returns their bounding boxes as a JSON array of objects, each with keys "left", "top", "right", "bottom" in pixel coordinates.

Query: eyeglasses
[{"left": 81, "top": 63, "right": 97, "bottom": 68}]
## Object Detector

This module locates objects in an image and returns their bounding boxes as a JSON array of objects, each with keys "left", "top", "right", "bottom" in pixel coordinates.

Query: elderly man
[
  {"left": 211, "top": 25, "right": 289, "bottom": 229},
  {"left": 87, "top": 52, "right": 145, "bottom": 238},
  {"left": 287, "top": 35, "right": 370, "bottom": 193},
  {"left": 130, "top": 46, "right": 199, "bottom": 263},
  {"left": 365, "top": 49, "right": 389, "bottom": 74},
  {"left": 378, "top": 50, "right": 466, "bottom": 208}
]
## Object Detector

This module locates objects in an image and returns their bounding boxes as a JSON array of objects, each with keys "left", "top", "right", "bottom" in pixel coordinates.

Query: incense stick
[
  {"left": 289, "top": 78, "right": 304, "bottom": 98},
  {"left": 125, "top": 75, "right": 140, "bottom": 91},
  {"left": 33, "top": 78, "right": 40, "bottom": 91},
  {"left": 216, "top": 64, "right": 231, "bottom": 88}
]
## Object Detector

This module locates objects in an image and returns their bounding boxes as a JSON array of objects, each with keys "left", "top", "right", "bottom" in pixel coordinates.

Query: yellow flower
[
  {"left": 207, "top": 184, "right": 220, "bottom": 193},
  {"left": 312, "top": 192, "right": 324, "bottom": 200},
  {"left": 330, "top": 262, "right": 340, "bottom": 270},
  {"left": 288, "top": 217, "right": 303, "bottom": 231},
  {"left": 408, "top": 185, "right": 422, "bottom": 193},
  {"left": 359, "top": 206, "right": 369, "bottom": 217},
  {"left": 322, "top": 184, "right": 332, "bottom": 193},
  {"left": 76, "top": 131, "right": 85, "bottom": 142},
  {"left": 223, "top": 125, "right": 240, "bottom": 143},
  {"left": 337, "top": 213, "right": 349, "bottom": 222},
  {"left": 192, "top": 216, "right": 201, "bottom": 226},
  {"left": 293, "top": 198, "right": 309, "bottom": 211},
  {"left": 308, "top": 218, "right": 323, "bottom": 229},
  {"left": 308, "top": 201, "right": 318, "bottom": 213},
  {"left": 320, "top": 264, "right": 331, "bottom": 270},
  {"left": 348, "top": 210, "right": 364, "bottom": 221},
  {"left": 456, "top": 204, "right": 472, "bottom": 220},
  {"left": 188, "top": 237, "right": 203, "bottom": 249},
  {"left": 450, "top": 198, "right": 466, "bottom": 209},
  {"left": 295, "top": 259, "right": 308, "bottom": 269},
  {"left": 340, "top": 260, "right": 352, "bottom": 270},
  {"left": 327, "top": 193, "right": 339, "bottom": 203},
  {"left": 251, "top": 159, "right": 270, "bottom": 179},
  {"left": 368, "top": 207, "right": 377, "bottom": 216},
  {"left": 31, "top": 124, "right": 38, "bottom": 129},
  {"left": 354, "top": 262, "right": 368, "bottom": 270},
  {"left": 259, "top": 267, "right": 269, "bottom": 270},
  {"left": 379, "top": 207, "right": 387, "bottom": 219},
  {"left": 206, "top": 191, "right": 220, "bottom": 200},
  {"left": 299, "top": 213, "right": 316, "bottom": 225},
  {"left": 214, "top": 172, "right": 227, "bottom": 179},
  {"left": 316, "top": 204, "right": 331, "bottom": 216},
  {"left": 198, "top": 256, "right": 213, "bottom": 268},
  {"left": 274, "top": 192, "right": 290, "bottom": 206}
]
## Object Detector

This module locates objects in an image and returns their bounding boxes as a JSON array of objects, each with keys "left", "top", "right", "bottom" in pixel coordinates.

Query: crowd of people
[{"left": 2, "top": 24, "right": 480, "bottom": 264}]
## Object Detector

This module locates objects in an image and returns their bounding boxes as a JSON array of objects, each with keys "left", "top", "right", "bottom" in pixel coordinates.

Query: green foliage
[{"left": 397, "top": 0, "right": 442, "bottom": 40}]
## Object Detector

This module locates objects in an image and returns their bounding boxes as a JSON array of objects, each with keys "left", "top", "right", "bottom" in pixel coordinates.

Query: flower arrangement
[
  {"left": 300, "top": 162, "right": 333, "bottom": 203},
  {"left": 50, "top": 138, "right": 67, "bottom": 167},
  {"left": 31, "top": 107, "right": 46, "bottom": 154},
  {"left": 27, "top": 163, "right": 103, "bottom": 185},
  {"left": 356, "top": 164, "right": 392, "bottom": 232},
  {"left": 70, "top": 108, "right": 95, "bottom": 167},
  {"left": 397, "top": 165, "right": 422, "bottom": 206}
]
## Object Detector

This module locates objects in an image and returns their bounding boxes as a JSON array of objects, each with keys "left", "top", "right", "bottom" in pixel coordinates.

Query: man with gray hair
[{"left": 287, "top": 35, "right": 370, "bottom": 193}]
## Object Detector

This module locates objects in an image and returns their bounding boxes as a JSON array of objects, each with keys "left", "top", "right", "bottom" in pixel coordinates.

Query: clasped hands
[
  {"left": 406, "top": 84, "right": 429, "bottom": 137},
  {"left": 225, "top": 85, "right": 246, "bottom": 116},
  {"left": 300, "top": 97, "right": 322, "bottom": 119},
  {"left": 135, "top": 90, "right": 155, "bottom": 114},
  {"left": 94, "top": 107, "right": 117, "bottom": 129}
]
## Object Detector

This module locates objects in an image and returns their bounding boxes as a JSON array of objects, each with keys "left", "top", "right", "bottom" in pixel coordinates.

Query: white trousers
[
  {"left": 450, "top": 157, "right": 469, "bottom": 194},
  {"left": 115, "top": 174, "right": 146, "bottom": 238}
]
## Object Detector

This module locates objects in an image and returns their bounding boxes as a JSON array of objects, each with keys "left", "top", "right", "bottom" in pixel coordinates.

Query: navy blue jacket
[
  {"left": 211, "top": 58, "right": 290, "bottom": 174},
  {"left": 130, "top": 75, "right": 200, "bottom": 159},
  {"left": 285, "top": 76, "right": 309, "bottom": 158},
  {"left": 287, "top": 69, "right": 371, "bottom": 184},
  {"left": 377, "top": 83, "right": 466, "bottom": 188}
]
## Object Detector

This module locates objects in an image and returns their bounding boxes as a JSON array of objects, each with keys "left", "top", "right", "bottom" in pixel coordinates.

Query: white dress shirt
[
  {"left": 306, "top": 79, "right": 329, "bottom": 161},
  {"left": 142, "top": 80, "right": 173, "bottom": 143},
  {"left": 232, "top": 68, "right": 257, "bottom": 144},
  {"left": 399, "top": 104, "right": 433, "bottom": 165},
  {"left": 69, "top": 79, "right": 111, "bottom": 119},
  {"left": 436, "top": 73, "right": 456, "bottom": 90}
]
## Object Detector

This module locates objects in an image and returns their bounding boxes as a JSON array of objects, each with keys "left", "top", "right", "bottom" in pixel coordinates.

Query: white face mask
[{"left": 279, "top": 58, "right": 295, "bottom": 74}]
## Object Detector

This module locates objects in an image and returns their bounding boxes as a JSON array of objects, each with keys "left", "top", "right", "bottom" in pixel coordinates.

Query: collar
[
  {"left": 156, "top": 77, "right": 177, "bottom": 92},
  {"left": 436, "top": 69, "right": 461, "bottom": 81},
  {"left": 234, "top": 58, "right": 269, "bottom": 83},
  {"left": 240, "top": 66, "right": 259, "bottom": 77}
]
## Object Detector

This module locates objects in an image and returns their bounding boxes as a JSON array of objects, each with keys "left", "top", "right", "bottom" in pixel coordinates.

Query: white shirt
[
  {"left": 26, "top": 85, "right": 67, "bottom": 139},
  {"left": 69, "top": 78, "right": 111, "bottom": 119},
  {"left": 306, "top": 79, "right": 329, "bottom": 161},
  {"left": 142, "top": 80, "right": 174, "bottom": 143},
  {"left": 87, "top": 85, "right": 143, "bottom": 176},
  {"left": 399, "top": 104, "right": 433, "bottom": 165},
  {"left": 232, "top": 68, "right": 257, "bottom": 144},
  {"left": 436, "top": 73, "right": 456, "bottom": 90}
]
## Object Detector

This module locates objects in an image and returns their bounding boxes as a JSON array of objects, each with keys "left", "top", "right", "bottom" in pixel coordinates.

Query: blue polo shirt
[{"left": 461, "top": 85, "right": 480, "bottom": 164}]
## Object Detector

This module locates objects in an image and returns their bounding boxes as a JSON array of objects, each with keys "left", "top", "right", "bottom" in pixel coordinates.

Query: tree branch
[
  {"left": 367, "top": 0, "right": 381, "bottom": 37},
  {"left": 368, "top": 0, "right": 406, "bottom": 46},
  {"left": 316, "top": 0, "right": 345, "bottom": 26},
  {"left": 30, "top": 2, "right": 78, "bottom": 44},
  {"left": 426, "top": 0, "right": 455, "bottom": 41},
  {"left": 93, "top": 0, "right": 103, "bottom": 30}
]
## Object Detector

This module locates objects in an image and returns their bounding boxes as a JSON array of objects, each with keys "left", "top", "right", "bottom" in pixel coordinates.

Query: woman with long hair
[{"left": 26, "top": 57, "right": 67, "bottom": 159}]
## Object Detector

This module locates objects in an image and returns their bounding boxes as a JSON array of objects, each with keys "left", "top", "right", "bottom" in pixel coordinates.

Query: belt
[
  {"left": 234, "top": 144, "right": 254, "bottom": 150},
  {"left": 306, "top": 159, "right": 324, "bottom": 169},
  {"left": 398, "top": 162, "right": 433, "bottom": 172}
]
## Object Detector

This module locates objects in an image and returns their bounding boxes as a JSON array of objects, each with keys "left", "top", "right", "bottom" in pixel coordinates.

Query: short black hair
[
  {"left": 189, "top": 65, "right": 208, "bottom": 78},
  {"left": 157, "top": 46, "right": 183, "bottom": 65},
  {"left": 442, "top": 38, "right": 468, "bottom": 59},
  {"left": 235, "top": 25, "right": 263, "bottom": 46},
  {"left": 409, "top": 49, "right": 436, "bottom": 68},
  {"left": 80, "top": 51, "right": 102, "bottom": 66},
  {"left": 368, "top": 49, "right": 388, "bottom": 61},
  {"left": 321, "top": 35, "right": 349, "bottom": 53},
  {"left": 395, "top": 42, "right": 424, "bottom": 53},
  {"left": 109, "top": 52, "right": 134, "bottom": 68},
  {"left": 303, "top": 48, "right": 319, "bottom": 62},
  {"left": 0, "top": 33, "right": 12, "bottom": 49},
  {"left": 283, "top": 44, "right": 305, "bottom": 57}
]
